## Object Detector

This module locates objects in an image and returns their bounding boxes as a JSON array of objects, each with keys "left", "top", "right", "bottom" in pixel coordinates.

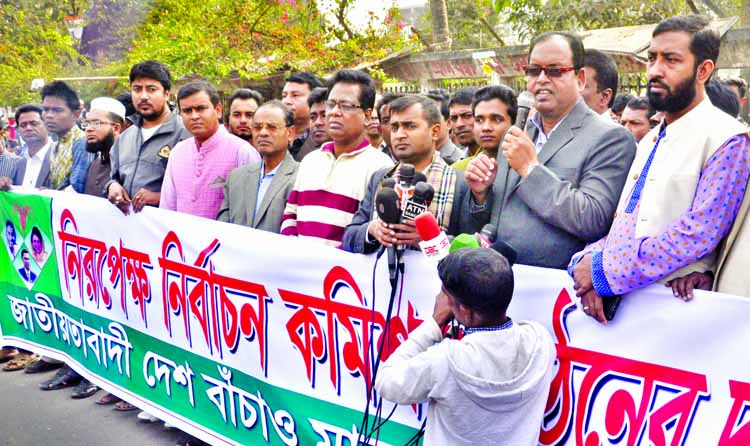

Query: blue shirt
[{"left": 254, "top": 160, "right": 281, "bottom": 217}]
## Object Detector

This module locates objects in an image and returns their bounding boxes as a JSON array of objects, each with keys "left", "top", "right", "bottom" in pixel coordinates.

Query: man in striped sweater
[{"left": 281, "top": 70, "right": 394, "bottom": 247}]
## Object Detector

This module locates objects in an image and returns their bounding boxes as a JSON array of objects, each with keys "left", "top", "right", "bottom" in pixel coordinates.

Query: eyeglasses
[
  {"left": 523, "top": 65, "right": 576, "bottom": 78},
  {"left": 251, "top": 122, "right": 287, "bottom": 132},
  {"left": 82, "top": 120, "right": 115, "bottom": 129},
  {"left": 325, "top": 100, "right": 363, "bottom": 113}
]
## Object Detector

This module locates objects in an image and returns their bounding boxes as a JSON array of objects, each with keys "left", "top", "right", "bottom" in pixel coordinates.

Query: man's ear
[{"left": 696, "top": 59, "right": 714, "bottom": 84}]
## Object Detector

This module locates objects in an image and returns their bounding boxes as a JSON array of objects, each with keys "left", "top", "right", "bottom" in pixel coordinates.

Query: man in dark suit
[
  {"left": 18, "top": 250, "right": 36, "bottom": 285},
  {"left": 282, "top": 72, "right": 323, "bottom": 161},
  {"left": 217, "top": 101, "right": 299, "bottom": 233},
  {"left": 465, "top": 32, "right": 636, "bottom": 269},
  {"left": 343, "top": 95, "right": 478, "bottom": 253}
]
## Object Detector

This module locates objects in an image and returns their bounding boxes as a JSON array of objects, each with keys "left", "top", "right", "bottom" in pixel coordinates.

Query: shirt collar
[
  {"left": 25, "top": 138, "right": 53, "bottom": 161},
  {"left": 530, "top": 110, "right": 570, "bottom": 138},
  {"left": 260, "top": 159, "right": 281, "bottom": 179},
  {"left": 463, "top": 318, "right": 514, "bottom": 335},
  {"left": 195, "top": 125, "right": 228, "bottom": 152},
  {"left": 320, "top": 138, "right": 371, "bottom": 157}
]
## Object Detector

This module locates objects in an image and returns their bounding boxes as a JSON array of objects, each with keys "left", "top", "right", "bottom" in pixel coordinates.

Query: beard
[
  {"left": 86, "top": 130, "right": 115, "bottom": 154},
  {"left": 647, "top": 71, "right": 697, "bottom": 113}
]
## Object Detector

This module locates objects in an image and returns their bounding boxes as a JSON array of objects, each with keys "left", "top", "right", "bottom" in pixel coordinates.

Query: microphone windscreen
[
  {"left": 381, "top": 177, "right": 396, "bottom": 189},
  {"left": 414, "top": 172, "right": 427, "bottom": 184},
  {"left": 375, "top": 188, "right": 401, "bottom": 224},
  {"left": 399, "top": 163, "right": 415, "bottom": 186},
  {"left": 414, "top": 212, "right": 441, "bottom": 241},
  {"left": 449, "top": 233, "right": 480, "bottom": 253},
  {"left": 413, "top": 182, "right": 434, "bottom": 203}
]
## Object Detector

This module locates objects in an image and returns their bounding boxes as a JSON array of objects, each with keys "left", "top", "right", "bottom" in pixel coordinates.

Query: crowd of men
[{"left": 1, "top": 13, "right": 749, "bottom": 445}]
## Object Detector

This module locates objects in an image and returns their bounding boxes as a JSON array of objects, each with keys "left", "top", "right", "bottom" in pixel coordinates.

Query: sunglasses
[{"left": 523, "top": 66, "right": 576, "bottom": 78}]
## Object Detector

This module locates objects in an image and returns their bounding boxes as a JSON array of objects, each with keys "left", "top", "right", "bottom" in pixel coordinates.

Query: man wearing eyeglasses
[
  {"left": 218, "top": 101, "right": 299, "bottom": 233},
  {"left": 160, "top": 81, "right": 259, "bottom": 219},
  {"left": 281, "top": 70, "right": 394, "bottom": 247},
  {"left": 465, "top": 32, "right": 636, "bottom": 269},
  {"left": 83, "top": 98, "right": 126, "bottom": 197}
]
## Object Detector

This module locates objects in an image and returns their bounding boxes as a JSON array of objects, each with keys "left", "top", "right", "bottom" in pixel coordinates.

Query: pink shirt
[{"left": 160, "top": 126, "right": 260, "bottom": 219}]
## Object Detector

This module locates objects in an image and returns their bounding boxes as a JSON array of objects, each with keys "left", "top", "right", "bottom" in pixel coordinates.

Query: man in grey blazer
[
  {"left": 217, "top": 101, "right": 298, "bottom": 233},
  {"left": 465, "top": 32, "right": 636, "bottom": 269}
]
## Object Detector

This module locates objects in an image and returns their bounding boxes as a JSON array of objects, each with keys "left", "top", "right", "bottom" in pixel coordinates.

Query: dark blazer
[
  {"left": 19, "top": 268, "right": 36, "bottom": 284},
  {"left": 342, "top": 163, "right": 480, "bottom": 254},
  {"left": 217, "top": 152, "right": 299, "bottom": 234},
  {"left": 468, "top": 99, "right": 636, "bottom": 269}
]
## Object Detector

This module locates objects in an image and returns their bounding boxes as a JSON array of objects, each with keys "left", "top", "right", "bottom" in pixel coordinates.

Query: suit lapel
[
  {"left": 506, "top": 100, "right": 586, "bottom": 196},
  {"left": 253, "top": 153, "right": 294, "bottom": 226},
  {"left": 244, "top": 164, "right": 262, "bottom": 227},
  {"left": 36, "top": 148, "right": 53, "bottom": 188}
]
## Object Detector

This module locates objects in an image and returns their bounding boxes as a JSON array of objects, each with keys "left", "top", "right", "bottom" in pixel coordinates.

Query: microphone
[
  {"left": 515, "top": 91, "right": 535, "bottom": 131},
  {"left": 415, "top": 212, "right": 450, "bottom": 263},
  {"left": 476, "top": 223, "right": 496, "bottom": 248},
  {"left": 413, "top": 172, "right": 427, "bottom": 185},
  {"left": 375, "top": 187, "right": 402, "bottom": 281},
  {"left": 401, "top": 182, "right": 434, "bottom": 221},
  {"left": 381, "top": 177, "right": 396, "bottom": 190},
  {"left": 449, "top": 233, "right": 480, "bottom": 253},
  {"left": 396, "top": 163, "right": 416, "bottom": 209}
]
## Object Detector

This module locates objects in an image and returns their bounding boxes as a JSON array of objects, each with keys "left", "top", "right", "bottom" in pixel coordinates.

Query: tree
[
  {"left": 494, "top": 0, "right": 741, "bottom": 39},
  {"left": 0, "top": 0, "right": 89, "bottom": 105},
  {"left": 122, "top": 0, "right": 410, "bottom": 84},
  {"left": 429, "top": 0, "right": 451, "bottom": 48}
]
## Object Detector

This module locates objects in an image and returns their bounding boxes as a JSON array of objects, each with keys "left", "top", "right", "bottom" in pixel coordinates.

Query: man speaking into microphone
[
  {"left": 342, "top": 95, "right": 478, "bottom": 253},
  {"left": 464, "top": 32, "right": 636, "bottom": 268}
]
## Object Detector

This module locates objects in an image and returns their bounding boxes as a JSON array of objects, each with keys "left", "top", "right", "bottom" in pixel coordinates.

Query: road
[{"left": 0, "top": 365, "right": 184, "bottom": 446}]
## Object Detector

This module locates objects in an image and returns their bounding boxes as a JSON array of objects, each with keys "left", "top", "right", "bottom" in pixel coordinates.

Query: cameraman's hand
[{"left": 432, "top": 289, "right": 454, "bottom": 326}]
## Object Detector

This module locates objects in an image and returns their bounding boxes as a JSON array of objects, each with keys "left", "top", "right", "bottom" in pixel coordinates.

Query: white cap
[{"left": 89, "top": 97, "right": 126, "bottom": 120}]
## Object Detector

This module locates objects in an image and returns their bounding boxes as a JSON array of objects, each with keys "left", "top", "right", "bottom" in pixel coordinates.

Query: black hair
[
  {"left": 285, "top": 72, "right": 323, "bottom": 91},
  {"left": 437, "top": 248, "right": 514, "bottom": 319},
  {"left": 5, "top": 220, "right": 14, "bottom": 234},
  {"left": 226, "top": 88, "right": 263, "bottom": 121},
  {"left": 15, "top": 104, "right": 44, "bottom": 124},
  {"left": 653, "top": 15, "right": 719, "bottom": 76},
  {"left": 307, "top": 87, "right": 329, "bottom": 107},
  {"left": 612, "top": 93, "right": 635, "bottom": 115},
  {"left": 425, "top": 93, "right": 450, "bottom": 121},
  {"left": 115, "top": 91, "right": 136, "bottom": 117},
  {"left": 706, "top": 79, "right": 740, "bottom": 117},
  {"left": 448, "top": 87, "right": 478, "bottom": 108},
  {"left": 722, "top": 77, "right": 747, "bottom": 98},
  {"left": 625, "top": 96, "right": 656, "bottom": 119},
  {"left": 256, "top": 100, "right": 295, "bottom": 128},
  {"left": 529, "top": 31, "right": 585, "bottom": 72},
  {"left": 20, "top": 248, "right": 29, "bottom": 257},
  {"left": 376, "top": 92, "right": 404, "bottom": 122},
  {"left": 177, "top": 81, "right": 221, "bottom": 107},
  {"left": 472, "top": 85, "right": 518, "bottom": 123},
  {"left": 584, "top": 49, "right": 619, "bottom": 108},
  {"left": 129, "top": 60, "right": 172, "bottom": 91},
  {"left": 31, "top": 226, "right": 43, "bottom": 243},
  {"left": 326, "top": 70, "right": 376, "bottom": 110},
  {"left": 388, "top": 95, "right": 442, "bottom": 127},
  {"left": 40, "top": 81, "right": 80, "bottom": 112}
]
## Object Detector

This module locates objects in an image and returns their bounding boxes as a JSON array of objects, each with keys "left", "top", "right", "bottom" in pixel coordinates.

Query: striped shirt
[{"left": 281, "top": 140, "right": 394, "bottom": 247}]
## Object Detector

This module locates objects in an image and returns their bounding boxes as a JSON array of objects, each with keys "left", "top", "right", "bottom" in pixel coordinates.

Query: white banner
[{"left": 1, "top": 189, "right": 749, "bottom": 445}]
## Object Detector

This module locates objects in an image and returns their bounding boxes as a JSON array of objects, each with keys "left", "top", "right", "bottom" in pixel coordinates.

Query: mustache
[{"left": 648, "top": 79, "right": 670, "bottom": 91}]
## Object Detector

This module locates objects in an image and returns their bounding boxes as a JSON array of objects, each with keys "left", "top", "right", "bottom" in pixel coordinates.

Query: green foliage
[
  {"left": 124, "top": 0, "right": 411, "bottom": 83},
  {"left": 0, "top": 0, "right": 88, "bottom": 106},
  {"left": 494, "top": 0, "right": 741, "bottom": 39},
  {"left": 0, "top": 1, "right": 411, "bottom": 105}
]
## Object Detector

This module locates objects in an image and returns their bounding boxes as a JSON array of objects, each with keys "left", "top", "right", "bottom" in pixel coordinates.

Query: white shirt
[
  {"left": 141, "top": 124, "right": 162, "bottom": 142},
  {"left": 22, "top": 138, "right": 53, "bottom": 187}
]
